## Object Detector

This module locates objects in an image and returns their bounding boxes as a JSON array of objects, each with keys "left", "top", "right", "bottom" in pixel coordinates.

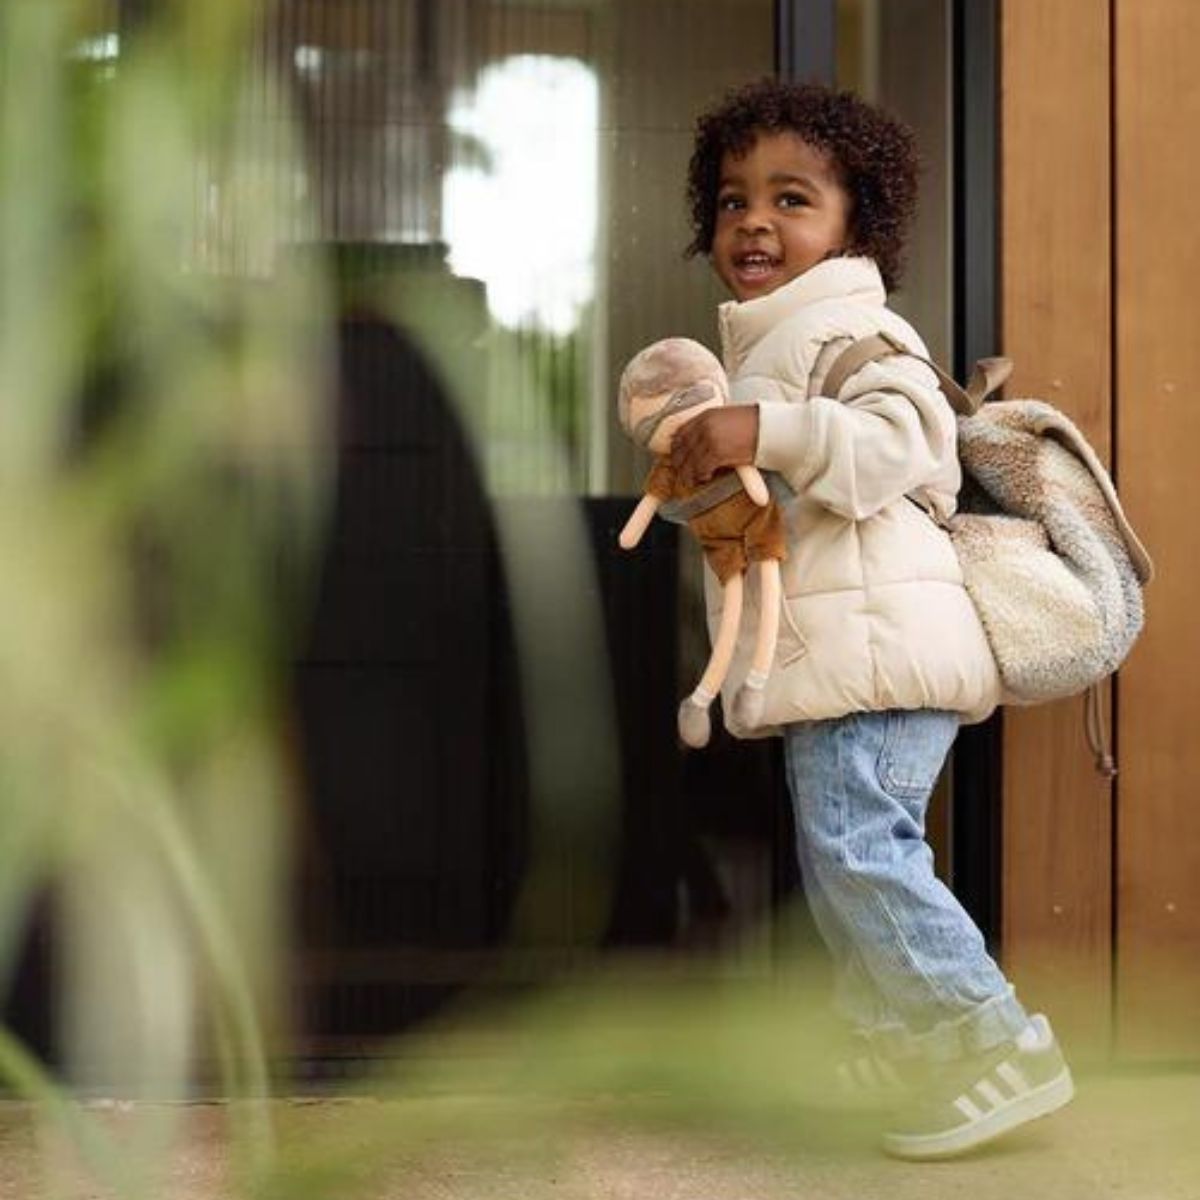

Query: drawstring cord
[{"left": 1083, "top": 684, "right": 1118, "bottom": 778}]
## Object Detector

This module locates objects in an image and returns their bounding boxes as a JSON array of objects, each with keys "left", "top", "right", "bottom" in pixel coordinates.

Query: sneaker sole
[{"left": 881, "top": 1067, "right": 1075, "bottom": 1161}]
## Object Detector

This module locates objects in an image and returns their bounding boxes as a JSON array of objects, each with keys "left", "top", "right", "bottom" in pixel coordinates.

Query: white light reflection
[
  {"left": 71, "top": 32, "right": 120, "bottom": 62},
  {"left": 293, "top": 45, "right": 324, "bottom": 76},
  {"left": 443, "top": 56, "right": 598, "bottom": 336}
]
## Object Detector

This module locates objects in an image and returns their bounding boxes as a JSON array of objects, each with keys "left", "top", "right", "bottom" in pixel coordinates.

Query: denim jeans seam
[
  {"left": 786, "top": 714, "right": 1014, "bottom": 1045},
  {"left": 830, "top": 716, "right": 861, "bottom": 869},
  {"left": 841, "top": 855, "right": 965, "bottom": 1016},
  {"left": 842, "top": 717, "right": 979, "bottom": 1018},
  {"left": 876, "top": 710, "right": 947, "bottom": 797},
  {"left": 837, "top": 946, "right": 894, "bottom": 1032},
  {"left": 789, "top": 727, "right": 891, "bottom": 1032},
  {"left": 874, "top": 709, "right": 900, "bottom": 794},
  {"left": 831, "top": 719, "right": 968, "bottom": 1018},
  {"left": 791, "top": 795, "right": 893, "bottom": 1032}
]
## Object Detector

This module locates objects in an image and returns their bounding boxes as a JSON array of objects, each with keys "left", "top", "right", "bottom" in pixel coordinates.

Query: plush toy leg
[
  {"left": 732, "top": 559, "right": 781, "bottom": 729},
  {"left": 679, "top": 571, "right": 744, "bottom": 748}
]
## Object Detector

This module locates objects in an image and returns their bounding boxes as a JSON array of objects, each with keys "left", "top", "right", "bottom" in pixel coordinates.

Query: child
[{"left": 669, "top": 78, "right": 1073, "bottom": 1160}]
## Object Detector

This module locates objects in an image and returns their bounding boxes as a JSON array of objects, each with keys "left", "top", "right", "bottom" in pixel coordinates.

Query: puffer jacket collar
[{"left": 718, "top": 255, "right": 887, "bottom": 374}]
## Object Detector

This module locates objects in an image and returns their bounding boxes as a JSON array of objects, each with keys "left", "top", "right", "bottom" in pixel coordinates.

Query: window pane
[
  {"left": 256, "top": 1, "right": 778, "bottom": 1030},
  {"left": 603, "top": 2, "right": 775, "bottom": 494},
  {"left": 837, "top": 0, "right": 953, "bottom": 365},
  {"left": 271, "top": 0, "right": 774, "bottom": 495}
]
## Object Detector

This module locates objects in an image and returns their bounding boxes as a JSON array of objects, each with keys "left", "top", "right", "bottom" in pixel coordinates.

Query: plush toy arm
[
  {"left": 736, "top": 464, "right": 770, "bottom": 507},
  {"left": 619, "top": 493, "right": 663, "bottom": 550}
]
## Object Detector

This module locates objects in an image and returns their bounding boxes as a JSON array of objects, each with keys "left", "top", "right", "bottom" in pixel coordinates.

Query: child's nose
[{"left": 738, "top": 199, "right": 773, "bottom": 232}]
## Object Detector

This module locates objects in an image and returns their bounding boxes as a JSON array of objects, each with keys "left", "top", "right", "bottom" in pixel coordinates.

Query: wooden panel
[
  {"left": 1114, "top": 0, "right": 1200, "bottom": 1061},
  {"left": 999, "top": 0, "right": 1114, "bottom": 1057}
]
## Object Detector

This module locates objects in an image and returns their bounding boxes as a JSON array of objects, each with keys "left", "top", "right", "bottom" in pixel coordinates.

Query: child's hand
[{"left": 669, "top": 405, "right": 759, "bottom": 490}]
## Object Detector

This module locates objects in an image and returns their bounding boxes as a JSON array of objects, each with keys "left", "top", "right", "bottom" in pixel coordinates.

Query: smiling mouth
[{"left": 733, "top": 251, "right": 780, "bottom": 279}]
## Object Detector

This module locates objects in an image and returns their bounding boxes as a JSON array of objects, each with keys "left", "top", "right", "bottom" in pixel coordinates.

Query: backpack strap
[
  {"left": 819, "top": 333, "right": 900, "bottom": 400},
  {"left": 820, "top": 329, "right": 1013, "bottom": 415}
]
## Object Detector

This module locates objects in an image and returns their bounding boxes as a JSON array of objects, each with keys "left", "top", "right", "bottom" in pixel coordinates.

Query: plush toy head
[{"left": 617, "top": 337, "right": 728, "bottom": 456}]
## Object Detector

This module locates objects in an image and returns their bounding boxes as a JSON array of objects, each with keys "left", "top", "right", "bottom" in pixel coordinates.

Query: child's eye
[
  {"left": 778, "top": 192, "right": 810, "bottom": 209},
  {"left": 718, "top": 194, "right": 744, "bottom": 212}
]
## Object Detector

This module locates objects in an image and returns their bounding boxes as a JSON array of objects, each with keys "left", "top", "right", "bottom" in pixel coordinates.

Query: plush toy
[{"left": 616, "top": 337, "right": 785, "bottom": 748}]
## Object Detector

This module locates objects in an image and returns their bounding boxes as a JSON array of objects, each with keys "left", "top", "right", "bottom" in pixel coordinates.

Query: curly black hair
[{"left": 686, "top": 78, "right": 919, "bottom": 292}]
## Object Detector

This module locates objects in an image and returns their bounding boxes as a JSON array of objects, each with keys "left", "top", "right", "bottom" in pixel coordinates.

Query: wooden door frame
[
  {"left": 998, "top": 0, "right": 1115, "bottom": 1057},
  {"left": 1112, "top": 0, "right": 1200, "bottom": 1062}
]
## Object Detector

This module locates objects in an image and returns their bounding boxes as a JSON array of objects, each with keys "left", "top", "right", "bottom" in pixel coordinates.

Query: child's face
[{"left": 711, "top": 131, "right": 851, "bottom": 302}]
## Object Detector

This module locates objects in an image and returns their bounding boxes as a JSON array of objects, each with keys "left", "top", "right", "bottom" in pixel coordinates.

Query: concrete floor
[{"left": 2, "top": 1071, "right": 1198, "bottom": 1200}]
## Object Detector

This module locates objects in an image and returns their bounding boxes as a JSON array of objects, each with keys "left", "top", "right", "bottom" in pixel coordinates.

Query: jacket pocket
[{"left": 875, "top": 709, "right": 959, "bottom": 800}]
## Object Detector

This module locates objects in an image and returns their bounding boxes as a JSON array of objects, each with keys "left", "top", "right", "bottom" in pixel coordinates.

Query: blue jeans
[{"left": 783, "top": 709, "right": 1029, "bottom": 1062}]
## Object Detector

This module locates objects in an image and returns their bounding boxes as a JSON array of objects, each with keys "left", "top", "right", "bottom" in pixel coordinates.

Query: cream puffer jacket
[{"left": 709, "top": 255, "right": 1001, "bottom": 732}]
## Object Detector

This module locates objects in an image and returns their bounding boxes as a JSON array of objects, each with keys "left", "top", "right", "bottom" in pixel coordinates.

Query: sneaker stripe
[
  {"left": 953, "top": 1094, "right": 985, "bottom": 1122},
  {"left": 976, "top": 1078, "right": 1007, "bottom": 1109},
  {"left": 886, "top": 1067, "right": 1075, "bottom": 1161},
  {"left": 835, "top": 1048, "right": 915, "bottom": 1105},
  {"left": 996, "top": 1061, "right": 1030, "bottom": 1094},
  {"left": 840, "top": 1057, "right": 890, "bottom": 1093}
]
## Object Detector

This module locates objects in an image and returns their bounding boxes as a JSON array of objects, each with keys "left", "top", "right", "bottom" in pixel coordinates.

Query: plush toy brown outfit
[{"left": 643, "top": 458, "right": 785, "bottom": 584}]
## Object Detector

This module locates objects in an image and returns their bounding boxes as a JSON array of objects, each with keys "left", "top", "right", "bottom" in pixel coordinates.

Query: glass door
[{"left": 270, "top": 0, "right": 780, "bottom": 1047}]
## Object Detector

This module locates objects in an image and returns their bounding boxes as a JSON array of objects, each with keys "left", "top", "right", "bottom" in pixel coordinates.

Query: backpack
[{"left": 821, "top": 331, "right": 1154, "bottom": 774}]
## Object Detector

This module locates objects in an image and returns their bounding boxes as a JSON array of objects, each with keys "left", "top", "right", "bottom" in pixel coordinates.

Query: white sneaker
[{"left": 881, "top": 1015, "right": 1074, "bottom": 1160}]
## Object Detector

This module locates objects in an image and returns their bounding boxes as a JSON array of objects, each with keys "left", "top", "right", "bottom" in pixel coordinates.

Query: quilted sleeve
[{"left": 750, "top": 353, "right": 959, "bottom": 521}]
